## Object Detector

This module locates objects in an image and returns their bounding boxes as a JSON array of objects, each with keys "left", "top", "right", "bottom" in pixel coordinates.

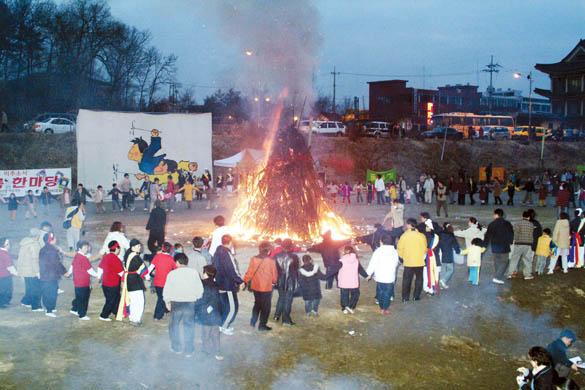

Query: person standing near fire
[{"left": 308, "top": 231, "right": 350, "bottom": 290}]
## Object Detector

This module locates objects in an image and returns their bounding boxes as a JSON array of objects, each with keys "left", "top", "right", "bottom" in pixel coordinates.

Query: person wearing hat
[
  {"left": 39, "top": 233, "right": 67, "bottom": 317},
  {"left": 117, "top": 239, "right": 149, "bottom": 325},
  {"left": 0, "top": 238, "right": 17, "bottom": 308},
  {"left": 17, "top": 229, "right": 43, "bottom": 311},
  {"left": 97, "top": 240, "right": 124, "bottom": 321},
  {"left": 547, "top": 329, "right": 580, "bottom": 383}
]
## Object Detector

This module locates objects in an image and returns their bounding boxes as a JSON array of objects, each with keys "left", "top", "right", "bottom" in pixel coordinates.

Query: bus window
[
  {"left": 501, "top": 118, "right": 514, "bottom": 127},
  {"left": 464, "top": 117, "right": 474, "bottom": 126},
  {"left": 488, "top": 117, "right": 499, "bottom": 126},
  {"left": 451, "top": 117, "right": 463, "bottom": 125}
]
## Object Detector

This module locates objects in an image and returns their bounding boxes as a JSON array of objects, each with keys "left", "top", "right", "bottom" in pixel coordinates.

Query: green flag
[{"left": 366, "top": 169, "right": 397, "bottom": 184}]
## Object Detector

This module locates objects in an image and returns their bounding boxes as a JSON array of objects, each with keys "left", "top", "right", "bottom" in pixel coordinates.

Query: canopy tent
[{"left": 213, "top": 149, "right": 266, "bottom": 169}]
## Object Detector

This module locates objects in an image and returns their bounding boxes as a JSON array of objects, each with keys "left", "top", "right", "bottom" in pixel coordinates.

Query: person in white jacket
[
  {"left": 423, "top": 176, "right": 435, "bottom": 204},
  {"left": 454, "top": 217, "right": 487, "bottom": 250},
  {"left": 366, "top": 234, "right": 400, "bottom": 315},
  {"left": 99, "top": 222, "right": 130, "bottom": 259}
]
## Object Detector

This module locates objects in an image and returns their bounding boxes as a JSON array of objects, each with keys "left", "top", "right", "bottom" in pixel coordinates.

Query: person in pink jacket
[{"left": 337, "top": 246, "right": 368, "bottom": 314}]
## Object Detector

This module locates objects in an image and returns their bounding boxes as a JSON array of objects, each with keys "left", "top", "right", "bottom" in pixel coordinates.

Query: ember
[{"left": 231, "top": 126, "right": 353, "bottom": 241}]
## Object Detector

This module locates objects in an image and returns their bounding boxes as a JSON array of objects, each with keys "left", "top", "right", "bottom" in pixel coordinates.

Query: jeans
[
  {"left": 147, "top": 231, "right": 165, "bottom": 256},
  {"left": 304, "top": 299, "right": 320, "bottom": 313},
  {"left": 356, "top": 192, "right": 363, "bottom": 203},
  {"left": 440, "top": 263, "right": 455, "bottom": 285},
  {"left": 169, "top": 301, "right": 195, "bottom": 354},
  {"left": 402, "top": 266, "right": 423, "bottom": 301},
  {"left": 436, "top": 200, "right": 448, "bottom": 217},
  {"left": 122, "top": 192, "right": 129, "bottom": 208},
  {"left": 71, "top": 286, "right": 91, "bottom": 317},
  {"left": 100, "top": 285, "right": 120, "bottom": 318},
  {"left": 449, "top": 191, "right": 456, "bottom": 204},
  {"left": 376, "top": 282, "right": 394, "bottom": 310},
  {"left": 492, "top": 251, "right": 510, "bottom": 281},
  {"left": 22, "top": 277, "right": 41, "bottom": 309},
  {"left": 535, "top": 255, "right": 548, "bottom": 275},
  {"left": 522, "top": 191, "right": 533, "bottom": 205},
  {"left": 219, "top": 291, "right": 239, "bottom": 328},
  {"left": 324, "top": 265, "right": 337, "bottom": 289},
  {"left": 250, "top": 290, "right": 272, "bottom": 328},
  {"left": 340, "top": 288, "right": 360, "bottom": 310},
  {"left": 468, "top": 266, "right": 480, "bottom": 285},
  {"left": 274, "top": 289, "right": 294, "bottom": 323},
  {"left": 458, "top": 193, "right": 466, "bottom": 205},
  {"left": 0, "top": 275, "right": 13, "bottom": 307},
  {"left": 41, "top": 280, "right": 58, "bottom": 313},
  {"left": 506, "top": 245, "right": 533, "bottom": 278},
  {"left": 154, "top": 286, "right": 169, "bottom": 320},
  {"left": 376, "top": 191, "right": 385, "bottom": 204},
  {"left": 112, "top": 199, "right": 122, "bottom": 210},
  {"left": 201, "top": 325, "right": 220, "bottom": 355}
]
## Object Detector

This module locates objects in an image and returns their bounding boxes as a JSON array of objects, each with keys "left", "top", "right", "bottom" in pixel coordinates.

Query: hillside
[{"left": 1, "top": 132, "right": 583, "bottom": 184}]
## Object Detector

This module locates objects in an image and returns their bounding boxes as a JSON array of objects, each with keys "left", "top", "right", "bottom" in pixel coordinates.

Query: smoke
[{"left": 210, "top": 0, "right": 322, "bottom": 100}]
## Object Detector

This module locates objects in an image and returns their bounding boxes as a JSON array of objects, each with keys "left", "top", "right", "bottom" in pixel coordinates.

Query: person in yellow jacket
[
  {"left": 397, "top": 218, "right": 427, "bottom": 302},
  {"left": 178, "top": 180, "right": 200, "bottom": 209},
  {"left": 65, "top": 200, "right": 85, "bottom": 251},
  {"left": 535, "top": 228, "right": 552, "bottom": 275}
]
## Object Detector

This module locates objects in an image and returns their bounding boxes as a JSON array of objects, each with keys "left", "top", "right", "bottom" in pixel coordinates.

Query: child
[
  {"left": 108, "top": 184, "right": 123, "bottom": 211},
  {"left": 389, "top": 183, "right": 397, "bottom": 202},
  {"left": 479, "top": 185, "right": 489, "bottom": 205},
  {"left": 328, "top": 182, "right": 338, "bottom": 204},
  {"left": 354, "top": 182, "right": 363, "bottom": 203},
  {"left": 365, "top": 234, "right": 400, "bottom": 315},
  {"left": 337, "top": 246, "right": 368, "bottom": 314},
  {"left": 538, "top": 185, "right": 548, "bottom": 207},
  {"left": 94, "top": 185, "right": 106, "bottom": 214},
  {"left": 127, "top": 189, "right": 136, "bottom": 211},
  {"left": 298, "top": 255, "right": 325, "bottom": 316},
  {"left": 39, "top": 187, "right": 57, "bottom": 215},
  {"left": 66, "top": 241, "right": 99, "bottom": 320},
  {"left": 535, "top": 228, "right": 553, "bottom": 275},
  {"left": 460, "top": 238, "right": 485, "bottom": 286},
  {"left": 384, "top": 185, "right": 390, "bottom": 204},
  {"left": 341, "top": 182, "right": 351, "bottom": 204},
  {"left": 178, "top": 180, "right": 199, "bottom": 209},
  {"left": 195, "top": 265, "right": 223, "bottom": 360},
  {"left": 2, "top": 193, "right": 22, "bottom": 221},
  {"left": 174, "top": 243, "right": 184, "bottom": 257},
  {"left": 405, "top": 186, "right": 414, "bottom": 204},
  {"left": 23, "top": 190, "right": 38, "bottom": 219},
  {"left": 366, "top": 181, "right": 373, "bottom": 204},
  {"left": 60, "top": 187, "right": 71, "bottom": 210}
]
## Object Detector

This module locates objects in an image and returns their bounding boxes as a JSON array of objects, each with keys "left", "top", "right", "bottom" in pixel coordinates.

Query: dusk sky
[{"left": 107, "top": 0, "right": 585, "bottom": 106}]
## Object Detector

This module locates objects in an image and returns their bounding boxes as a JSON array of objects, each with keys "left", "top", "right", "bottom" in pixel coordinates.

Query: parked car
[
  {"left": 363, "top": 121, "right": 390, "bottom": 138},
  {"left": 34, "top": 117, "right": 76, "bottom": 134},
  {"left": 23, "top": 112, "right": 77, "bottom": 132},
  {"left": 421, "top": 127, "right": 463, "bottom": 140},
  {"left": 560, "top": 128, "right": 585, "bottom": 142},
  {"left": 299, "top": 120, "right": 346, "bottom": 136},
  {"left": 511, "top": 126, "right": 551, "bottom": 140},
  {"left": 482, "top": 126, "right": 510, "bottom": 140}
]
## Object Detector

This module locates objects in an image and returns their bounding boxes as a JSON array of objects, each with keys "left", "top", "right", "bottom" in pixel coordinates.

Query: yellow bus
[{"left": 431, "top": 112, "right": 515, "bottom": 138}]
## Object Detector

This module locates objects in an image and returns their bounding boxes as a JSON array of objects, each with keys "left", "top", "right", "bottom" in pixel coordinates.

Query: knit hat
[{"left": 560, "top": 329, "right": 577, "bottom": 341}]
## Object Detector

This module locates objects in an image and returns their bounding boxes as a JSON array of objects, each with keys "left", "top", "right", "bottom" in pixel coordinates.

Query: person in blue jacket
[{"left": 547, "top": 329, "right": 580, "bottom": 385}]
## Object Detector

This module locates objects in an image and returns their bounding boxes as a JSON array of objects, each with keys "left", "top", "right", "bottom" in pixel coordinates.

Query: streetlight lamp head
[
  {"left": 265, "top": 97, "right": 270, "bottom": 102},
  {"left": 513, "top": 73, "right": 522, "bottom": 79},
  {"left": 254, "top": 97, "right": 259, "bottom": 102},
  {"left": 245, "top": 50, "right": 253, "bottom": 56}
]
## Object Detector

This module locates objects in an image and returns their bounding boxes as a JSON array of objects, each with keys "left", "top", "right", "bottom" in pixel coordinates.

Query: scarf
[
  {"left": 116, "top": 252, "right": 148, "bottom": 321},
  {"left": 425, "top": 234, "right": 439, "bottom": 293}
]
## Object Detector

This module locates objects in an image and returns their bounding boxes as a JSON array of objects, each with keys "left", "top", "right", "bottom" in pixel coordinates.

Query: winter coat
[
  {"left": 530, "top": 219, "right": 543, "bottom": 251},
  {"left": 493, "top": 180, "right": 502, "bottom": 197},
  {"left": 552, "top": 219, "right": 571, "bottom": 249},
  {"left": 397, "top": 229, "right": 427, "bottom": 267},
  {"left": 437, "top": 232, "right": 461, "bottom": 264},
  {"left": 99, "top": 231, "right": 130, "bottom": 258},
  {"left": 457, "top": 181, "right": 468, "bottom": 194},
  {"left": 308, "top": 238, "right": 350, "bottom": 268},
  {"left": 212, "top": 245, "right": 243, "bottom": 292},
  {"left": 39, "top": 244, "right": 66, "bottom": 281},
  {"left": 461, "top": 245, "right": 485, "bottom": 267},
  {"left": 146, "top": 206, "right": 166, "bottom": 233},
  {"left": 298, "top": 263, "right": 324, "bottom": 301},
  {"left": 556, "top": 189, "right": 570, "bottom": 207},
  {"left": 483, "top": 218, "right": 514, "bottom": 253},
  {"left": 274, "top": 251, "right": 300, "bottom": 292},
  {"left": 243, "top": 255, "right": 278, "bottom": 293},
  {"left": 337, "top": 253, "right": 367, "bottom": 289},
  {"left": 519, "top": 366, "right": 556, "bottom": 390},
  {"left": 454, "top": 225, "right": 486, "bottom": 250},
  {"left": 17, "top": 236, "right": 41, "bottom": 277},
  {"left": 436, "top": 186, "right": 447, "bottom": 201},
  {"left": 535, "top": 235, "right": 553, "bottom": 257},
  {"left": 365, "top": 244, "right": 400, "bottom": 284},
  {"left": 194, "top": 278, "right": 222, "bottom": 326}
]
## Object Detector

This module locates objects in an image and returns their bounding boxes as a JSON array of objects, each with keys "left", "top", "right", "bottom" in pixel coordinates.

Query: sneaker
[
  {"left": 79, "top": 316, "right": 90, "bottom": 321},
  {"left": 546, "top": 270, "right": 554, "bottom": 275},
  {"left": 45, "top": 312, "right": 56, "bottom": 318},
  {"left": 144, "top": 208, "right": 148, "bottom": 211},
  {"left": 215, "top": 355, "right": 224, "bottom": 361},
  {"left": 21, "top": 303, "right": 32, "bottom": 308},
  {"left": 282, "top": 321, "right": 296, "bottom": 326},
  {"left": 439, "top": 280, "right": 449, "bottom": 289},
  {"left": 343, "top": 308, "right": 348, "bottom": 314},
  {"left": 506, "top": 275, "right": 513, "bottom": 279},
  {"left": 563, "top": 269, "right": 569, "bottom": 274},
  {"left": 382, "top": 310, "right": 391, "bottom": 315},
  {"left": 32, "top": 308, "right": 44, "bottom": 312},
  {"left": 492, "top": 278, "right": 505, "bottom": 285},
  {"left": 170, "top": 209, "right": 174, "bottom": 212},
  {"left": 99, "top": 316, "right": 112, "bottom": 322},
  {"left": 184, "top": 354, "right": 193, "bottom": 358},
  {"left": 70, "top": 310, "right": 78, "bottom": 315},
  {"left": 346, "top": 307, "right": 354, "bottom": 314},
  {"left": 219, "top": 327, "right": 234, "bottom": 335},
  {"left": 170, "top": 347, "right": 181, "bottom": 354},
  {"left": 58, "top": 289, "right": 65, "bottom": 294},
  {"left": 311, "top": 311, "right": 319, "bottom": 317},
  {"left": 524, "top": 276, "right": 534, "bottom": 280},
  {"left": 258, "top": 326, "right": 272, "bottom": 331}
]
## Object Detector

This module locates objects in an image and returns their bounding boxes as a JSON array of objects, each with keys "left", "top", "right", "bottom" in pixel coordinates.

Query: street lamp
[{"left": 515, "top": 72, "right": 540, "bottom": 164}]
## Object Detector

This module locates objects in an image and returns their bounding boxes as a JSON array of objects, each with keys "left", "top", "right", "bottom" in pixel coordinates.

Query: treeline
[{"left": 0, "top": 0, "right": 179, "bottom": 121}]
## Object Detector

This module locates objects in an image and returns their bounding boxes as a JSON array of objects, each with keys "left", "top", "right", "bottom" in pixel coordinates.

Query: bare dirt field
[{"left": 1, "top": 193, "right": 584, "bottom": 390}]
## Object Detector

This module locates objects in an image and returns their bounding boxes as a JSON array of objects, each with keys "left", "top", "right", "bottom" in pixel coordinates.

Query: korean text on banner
[
  {"left": 366, "top": 169, "right": 397, "bottom": 184},
  {"left": 0, "top": 168, "right": 71, "bottom": 197}
]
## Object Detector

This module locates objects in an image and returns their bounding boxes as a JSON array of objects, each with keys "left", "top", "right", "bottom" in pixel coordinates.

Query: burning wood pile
[{"left": 231, "top": 126, "right": 352, "bottom": 241}]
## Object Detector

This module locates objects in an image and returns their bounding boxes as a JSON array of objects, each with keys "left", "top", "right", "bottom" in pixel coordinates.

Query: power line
[{"left": 338, "top": 70, "right": 477, "bottom": 78}]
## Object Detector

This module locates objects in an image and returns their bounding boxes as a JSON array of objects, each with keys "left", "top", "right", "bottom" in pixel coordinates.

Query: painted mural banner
[
  {"left": 366, "top": 169, "right": 397, "bottom": 184},
  {"left": 0, "top": 168, "right": 71, "bottom": 197},
  {"left": 76, "top": 110, "right": 213, "bottom": 191},
  {"left": 479, "top": 167, "right": 505, "bottom": 182}
]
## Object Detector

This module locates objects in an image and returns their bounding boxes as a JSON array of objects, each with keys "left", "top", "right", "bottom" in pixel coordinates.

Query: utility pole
[
  {"left": 482, "top": 55, "right": 501, "bottom": 115},
  {"left": 331, "top": 66, "right": 340, "bottom": 114}
]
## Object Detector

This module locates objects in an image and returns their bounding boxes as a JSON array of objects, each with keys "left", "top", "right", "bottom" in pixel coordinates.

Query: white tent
[{"left": 213, "top": 149, "right": 266, "bottom": 168}]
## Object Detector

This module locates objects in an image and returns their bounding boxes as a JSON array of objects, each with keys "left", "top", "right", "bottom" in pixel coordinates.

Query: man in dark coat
[
  {"left": 482, "top": 208, "right": 514, "bottom": 284},
  {"left": 273, "top": 239, "right": 300, "bottom": 326},
  {"left": 146, "top": 200, "right": 166, "bottom": 261},
  {"left": 547, "top": 329, "right": 579, "bottom": 386},
  {"left": 307, "top": 231, "right": 350, "bottom": 289}
]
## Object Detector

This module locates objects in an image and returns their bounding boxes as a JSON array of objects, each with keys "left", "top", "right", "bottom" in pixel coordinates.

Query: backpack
[{"left": 62, "top": 207, "right": 78, "bottom": 229}]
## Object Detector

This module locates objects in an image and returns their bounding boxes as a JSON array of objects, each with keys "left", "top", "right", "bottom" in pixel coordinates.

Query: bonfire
[{"left": 231, "top": 126, "right": 353, "bottom": 241}]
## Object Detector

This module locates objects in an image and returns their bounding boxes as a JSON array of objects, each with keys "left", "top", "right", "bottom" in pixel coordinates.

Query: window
[
  {"left": 569, "top": 77, "right": 581, "bottom": 93},
  {"left": 463, "top": 117, "right": 473, "bottom": 125},
  {"left": 319, "top": 123, "right": 327, "bottom": 128},
  {"left": 568, "top": 101, "right": 580, "bottom": 116},
  {"left": 552, "top": 78, "right": 565, "bottom": 94},
  {"left": 501, "top": 118, "right": 514, "bottom": 127},
  {"left": 327, "top": 122, "right": 337, "bottom": 128}
]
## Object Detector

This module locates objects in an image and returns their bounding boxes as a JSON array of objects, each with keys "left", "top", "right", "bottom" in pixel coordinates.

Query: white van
[
  {"left": 364, "top": 121, "right": 390, "bottom": 138},
  {"left": 299, "top": 120, "right": 346, "bottom": 136}
]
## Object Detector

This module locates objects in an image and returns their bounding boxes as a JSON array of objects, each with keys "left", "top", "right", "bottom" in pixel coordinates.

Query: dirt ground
[{"left": 1, "top": 192, "right": 584, "bottom": 390}]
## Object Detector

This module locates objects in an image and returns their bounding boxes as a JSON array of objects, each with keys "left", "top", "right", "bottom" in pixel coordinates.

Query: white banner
[{"left": 0, "top": 168, "right": 72, "bottom": 197}]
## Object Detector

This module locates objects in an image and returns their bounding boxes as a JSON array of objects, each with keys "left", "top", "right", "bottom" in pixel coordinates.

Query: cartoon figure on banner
[
  {"left": 56, "top": 171, "right": 70, "bottom": 191},
  {"left": 128, "top": 128, "right": 198, "bottom": 185}
]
